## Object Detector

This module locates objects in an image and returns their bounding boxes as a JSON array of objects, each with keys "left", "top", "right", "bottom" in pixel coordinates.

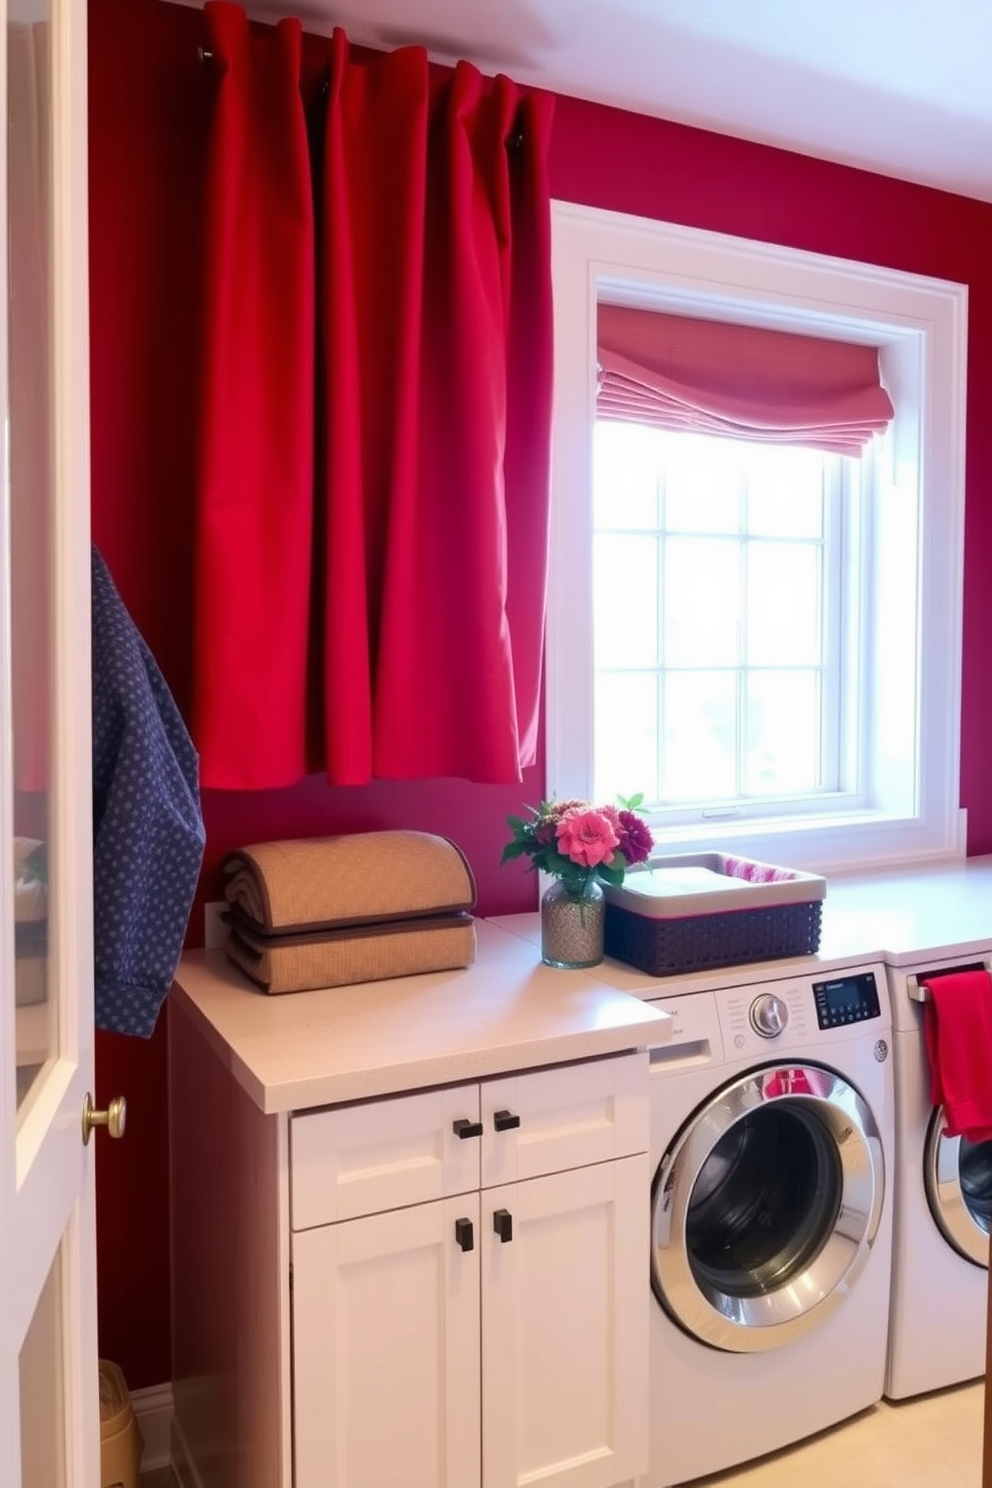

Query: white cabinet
[
  {"left": 290, "top": 1055, "right": 649, "bottom": 1488},
  {"left": 167, "top": 994, "right": 653, "bottom": 1488}
]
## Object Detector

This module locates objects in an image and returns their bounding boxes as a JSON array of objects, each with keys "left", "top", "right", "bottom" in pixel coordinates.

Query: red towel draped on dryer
[{"left": 922, "top": 970, "right": 992, "bottom": 1141}]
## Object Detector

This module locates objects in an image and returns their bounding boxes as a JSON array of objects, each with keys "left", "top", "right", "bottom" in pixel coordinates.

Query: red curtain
[
  {"left": 193, "top": 11, "right": 553, "bottom": 788},
  {"left": 598, "top": 304, "right": 894, "bottom": 455},
  {"left": 320, "top": 32, "right": 554, "bottom": 783},
  {"left": 194, "top": 3, "right": 315, "bottom": 789}
]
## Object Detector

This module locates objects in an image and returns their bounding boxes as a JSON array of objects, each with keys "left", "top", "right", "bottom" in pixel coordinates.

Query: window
[{"left": 548, "top": 203, "right": 968, "bottom": 873}]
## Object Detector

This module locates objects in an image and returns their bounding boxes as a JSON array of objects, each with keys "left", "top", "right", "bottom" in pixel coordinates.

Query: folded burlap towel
[
  {"left": 221, "top": 831, "right": 477, "bottom": 933},
  {"left": 226, "top": 916, "right": 477, "bottom": 995},
  {"left": 220, "top": 831, "right": 478, "bottom": 993}
]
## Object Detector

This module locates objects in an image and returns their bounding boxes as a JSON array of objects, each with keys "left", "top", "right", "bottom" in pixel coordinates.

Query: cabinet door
[
  {"left": 481, "top": 1052, "right": 648, "bottom": 1189},
  {"left": 482, "top": 1156, "right": 649, "bottom": 1488},
  {"left": 293, "top": 1195, "right": 481, "bottom": 1488},
  {"left": 292, "top": 1083, "right": 480, "bottom": 1229}
]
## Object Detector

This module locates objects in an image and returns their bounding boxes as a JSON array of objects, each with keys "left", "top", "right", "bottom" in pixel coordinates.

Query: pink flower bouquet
[{"left": 501, "top": 795, "right": 654, "bottom": 895}]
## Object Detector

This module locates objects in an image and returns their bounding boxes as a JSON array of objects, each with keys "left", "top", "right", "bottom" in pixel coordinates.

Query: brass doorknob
[{"left": 82, "top": 1093, "right": 127, "bottom": 1145}]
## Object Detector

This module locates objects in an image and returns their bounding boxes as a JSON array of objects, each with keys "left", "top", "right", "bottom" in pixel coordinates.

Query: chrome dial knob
[{"left": 750, "top": 993, "right": 789, "bottom": 1038}]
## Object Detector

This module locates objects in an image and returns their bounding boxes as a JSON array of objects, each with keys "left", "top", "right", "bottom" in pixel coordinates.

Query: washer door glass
[
  {"left": 923, "top": 1109, "right": 992, "bottom": 1268},
  {"left": 652, "top": 1063, "right": 885, "bottom": 1353}
]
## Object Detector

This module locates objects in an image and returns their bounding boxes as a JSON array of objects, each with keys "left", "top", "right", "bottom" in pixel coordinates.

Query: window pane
[
  {"left": 10, "top": 16, "right": 55, "bottom": 1113},
  {"left": 745, "top": 446, "right": 824, "bottom": 538},
  {"left": 664, "top": 538, "right": 739, "bottom": 667},
  {"left": 746, "top": 670, "right": 820, "bottom": 795},
  {"left": 594, "top": 671, "right": 659, "bottom": 803},
  {"left": 662, "top": 671, "right": 738, "bottom": 801},
  {"left": 593, "top": 421, "right": 660, "bottom": 529},
  {"left": 593, "top": 533, "right": 658, "bottom": 670},
  {"left": 664, "top": 433, "right": 742, "bottom": 533},
  {"left": 747, "top": 543, "right": 821, "bottom": 666}
]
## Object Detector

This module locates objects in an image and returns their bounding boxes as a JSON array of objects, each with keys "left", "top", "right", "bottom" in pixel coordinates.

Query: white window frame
[{"left": 547, "top": 201, "right": 968, "bottom": 874}]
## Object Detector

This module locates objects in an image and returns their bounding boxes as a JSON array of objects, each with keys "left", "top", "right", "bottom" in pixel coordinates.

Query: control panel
[
  {"left": 812, "top": 970, "right": 881, "bottom": 1030},
  {"left": 719, "top": 982, "right": 810, "bottom": 1054},
  {"left": 711, "top": 963, "right": 888, "bottom": 1056}
]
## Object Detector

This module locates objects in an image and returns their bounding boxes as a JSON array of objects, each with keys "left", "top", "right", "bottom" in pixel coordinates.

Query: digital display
[{"left": 812, "top": 971, "right": 880, "bottom": 1028}]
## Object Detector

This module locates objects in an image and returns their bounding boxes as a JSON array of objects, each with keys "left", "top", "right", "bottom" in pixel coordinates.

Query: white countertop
[
  {"left": 173, "top": 855, "right": 992, "bottom": 1112},
  {"left": 171, "top": 919, "right": 672, "bottom": 1115},
  {"left": 817, "top": 854, "right": 992, "bottom": 964},
  {"left": 491, "top": 854, "right": 992, "bottom": 1000}
]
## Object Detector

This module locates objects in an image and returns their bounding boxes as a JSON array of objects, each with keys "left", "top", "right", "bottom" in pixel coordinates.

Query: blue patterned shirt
[{"left": 91, "top": 548, "right": 205, "bottom": 1036}]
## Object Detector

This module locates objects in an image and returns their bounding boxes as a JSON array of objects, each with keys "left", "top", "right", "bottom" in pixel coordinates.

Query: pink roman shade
[{"left": 597, "top": 304, "right": 895, "bottom": 456}]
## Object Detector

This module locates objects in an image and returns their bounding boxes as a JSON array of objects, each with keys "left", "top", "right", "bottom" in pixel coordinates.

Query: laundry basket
[{"left": 99, "top": 1360, "right": 143, "bottom": 1488}]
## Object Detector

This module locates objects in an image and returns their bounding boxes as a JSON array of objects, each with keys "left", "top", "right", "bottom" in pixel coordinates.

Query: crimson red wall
[{"left": 88, "top": 0, "right": 992, "bottom": 1387}]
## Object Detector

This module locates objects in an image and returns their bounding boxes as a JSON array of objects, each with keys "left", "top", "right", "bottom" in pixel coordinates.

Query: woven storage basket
[
  {"left": 99, "top": 1360, "right": 143, "bottom": 1488},
  {"left": 603, "top": 852, "right": 825, "bottom": 977}
]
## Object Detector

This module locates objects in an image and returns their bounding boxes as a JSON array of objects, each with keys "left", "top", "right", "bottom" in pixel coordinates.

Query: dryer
[
  {"left": 884, "top": 954, "right": 992, "bottom": 1400},
  {"left": 643, "top": 960, "right": 893, "bottom": 1486}
]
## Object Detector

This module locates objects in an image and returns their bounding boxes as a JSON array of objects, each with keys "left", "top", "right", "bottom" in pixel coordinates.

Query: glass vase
[{"left": 540, "top": 878, "right": 605, "bottom": 969}]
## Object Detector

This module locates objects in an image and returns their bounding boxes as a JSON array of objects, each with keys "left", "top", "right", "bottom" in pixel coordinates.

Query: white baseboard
[{"left": 132, "top": 1381, "right": 174, "bottom": 1473}]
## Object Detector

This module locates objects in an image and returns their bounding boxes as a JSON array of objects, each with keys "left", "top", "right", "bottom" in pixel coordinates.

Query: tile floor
[
  {"left": 695, "top": 1380, "right": 984, "bottom": 1486},
  {"left": 138, "top": 1381, "right": 984, "bottom": 1487}
]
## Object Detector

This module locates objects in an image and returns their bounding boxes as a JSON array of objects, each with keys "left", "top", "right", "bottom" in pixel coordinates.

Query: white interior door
[{"left": 0, "top": 0, "right": 100, "bottom": 1483}]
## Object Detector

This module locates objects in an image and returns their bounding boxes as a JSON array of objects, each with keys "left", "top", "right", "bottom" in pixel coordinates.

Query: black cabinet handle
[
  {"left": 493, "top": 1109, "right": 521, "bottom": 1132},
  {"left": 493, "top": 1208, "right": 513, "bottom": 1243},
  {"left": 455, "top": 1217, "right": 474, "bottom": 1252},
  {"left": 452, "top": 1118, "right": 483, "bottom": 1139}
]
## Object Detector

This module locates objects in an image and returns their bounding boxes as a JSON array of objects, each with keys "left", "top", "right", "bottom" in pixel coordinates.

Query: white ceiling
[{"left": 223, "top": 0, "right": 992, "bottom": 204}]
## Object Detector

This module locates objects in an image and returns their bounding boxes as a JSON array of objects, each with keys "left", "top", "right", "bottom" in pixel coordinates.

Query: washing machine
[
  {"left": 884, "top": 953, "right": 992, "bottom": 1400},
  {"left": 642, "top": 959, "right": 894, "bottom": 1486}
]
